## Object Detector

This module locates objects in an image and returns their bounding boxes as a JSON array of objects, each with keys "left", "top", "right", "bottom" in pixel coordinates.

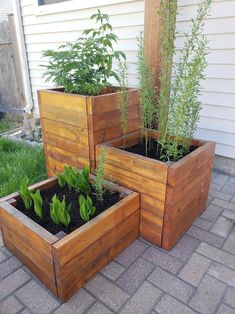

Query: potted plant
[
  {"left": 0, "top": 157, "right": 140, "bottom": 300},
  {"left": 96, "top": 0, "right": 215, "bottom": 250},
  {"left": 38, "top": 10, "right": 139, "bottom": 175}
]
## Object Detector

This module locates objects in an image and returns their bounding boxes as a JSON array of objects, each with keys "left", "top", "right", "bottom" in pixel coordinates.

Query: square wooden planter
[
  {"left": 0, "top": 177, "right": 140, "bottom": 301},
  {"left": 38, "top": 87, "right": 140, "bottom": 176},
  {"left": 96, "top": 131, "right": 215, "bottom": 250}
]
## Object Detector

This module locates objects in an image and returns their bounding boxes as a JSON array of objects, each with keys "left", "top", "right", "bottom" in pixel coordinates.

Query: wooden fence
[{"left": 0, "top": 14, "right": 25, "bottom": 114}]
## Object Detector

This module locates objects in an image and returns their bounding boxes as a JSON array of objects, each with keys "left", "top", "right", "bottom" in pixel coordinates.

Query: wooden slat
[
  {"left": 38, "top": 89, "right": 87, "bottom": 113},
  {"left": 141, "top": 194, "right": 164, "bottom": 218},
  {"left": 55, "top": 210, "right": 139, "bottom": 281},
  {"left": 46, "top": 144, "right": 89, "bottom": 173},
  {"left": 2, "top": 229, "right": 57, "bottom": 295},
  {"left": 0, "top": 202, "right": 57, "bottom": 261},
  {"left": 52, "top": 192, "right": 139, "bottom": 266},
  {"left": 144, "top": 0, "right": 162, "bottom": 86},
  {"left": 99, "top": 145, "right": 168, "bottom": 184},
  {"left": 104, "top": 163, "right": 166, "bottom": 202},
  {"left": 40, "top": 103, "right": 88, "bottom": 128},
  {"left": 140, "top": 208, "right": 163, "bottom": 234},
  {"left": 87, "top": 88, "right": 139, "bottom": 114},
  {"left": 140, "top": 224, "right": 162, "bottom": 246},
  {"left": 56, "top": 224, "right": 139, "bottom": 301}
]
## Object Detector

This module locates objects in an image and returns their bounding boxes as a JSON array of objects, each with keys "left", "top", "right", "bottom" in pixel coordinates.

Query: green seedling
[
  {"left": 30, "top": 189, "right": 43, "bottom": 219},
  {"left": 19, "top": 178, "right": 32, "bottom": 210},
  {"left": 79, "top": 194, "right": 96, "bottom": 222},
  {"left": 50, "top": 194, "right": 71, "bottom": 228}
]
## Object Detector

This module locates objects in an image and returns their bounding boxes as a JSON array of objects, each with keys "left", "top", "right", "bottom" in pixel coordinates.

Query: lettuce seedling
[
  {"left": 79, "top": 194, "right": 96, "bottom": 222},
  {"left": 30, "top": 189, "right": 43, "bottom": 219},
  {"left": 50, "top": 194, "right": 71, "bottom": 228},
  {"left": 19, "top": 178, "right": 32, "bottom": 210}
]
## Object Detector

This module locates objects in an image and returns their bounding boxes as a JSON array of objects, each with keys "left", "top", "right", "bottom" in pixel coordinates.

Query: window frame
[{"left": 34, "top": 0, "right": 131, "bottom": 16}]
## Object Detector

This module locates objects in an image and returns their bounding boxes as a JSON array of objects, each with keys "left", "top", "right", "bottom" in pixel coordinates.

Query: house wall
[
  {"left": 19, "top": 0, "right": 235, "bottom": 160},
  {"left": 0, "top": 0, "right": 13, "bottom": 22}
]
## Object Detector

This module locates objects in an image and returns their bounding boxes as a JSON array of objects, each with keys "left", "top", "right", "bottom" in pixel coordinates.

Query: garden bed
[
  {"left": 0, "top": 176, "right": 140, "bottom": 300},
  {"left": 38, "top": 87, "right": 140, "bottom": 175},
  {"left": 96, "top": 130, "right": 215, "bottom": 250}
]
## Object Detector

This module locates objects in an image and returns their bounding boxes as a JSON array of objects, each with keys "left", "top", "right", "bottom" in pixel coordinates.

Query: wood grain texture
[{"left": 38, "top": 88, "right": 140, "bottom": 175}]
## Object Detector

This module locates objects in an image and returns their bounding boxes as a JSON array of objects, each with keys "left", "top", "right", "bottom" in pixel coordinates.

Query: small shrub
[
  {"left": 137, "top": 33, "right": 157, "bottom": 155},
  {"left": 118, "top": 61, "right": 129, "bottom": 148},
  {"left": 42, "top": 10, "right": 125, "bottom": 95},
  {"left": 30, "top": 189, "right": 43, "bottom": 219},
  {"left": 93, "top": 147, "right": 106, "bottom": 202},
  {"left": 79, "top": 194, "right": 96, "bottom": 222},
  {"left": 50, "top": 194, "right": 71, "bottom": 228}
]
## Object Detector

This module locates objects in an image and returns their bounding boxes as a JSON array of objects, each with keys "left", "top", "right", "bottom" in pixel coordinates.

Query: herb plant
[
  {"left": 42, "top": 10, "right": 126, "bottom": 95},
  {"left": 30, "top": 189, "right": 43, "bottom": 219},
  {"left": 118, "top": 61, "right": 129, "bottom": 148},
  {"left": 79, "top": 195, "right": 96, "bottom": 222},
  {"left": 160, "top": 0, "right": 212, "bottom": 162},
  {"left": 50, "top": 194, "right": 71, "bottom": 228},
  {"left": 19, "top": 178, "right": 32, "bottom": 210},
  {"left": 157, "top": 0, "right": 178, "bottom": 137},
  {"left": 93, "top": 147, "right": 106, "bottom": 202},
  {"left": 137, "top": 33, "right": 157, "bottom": 156}
]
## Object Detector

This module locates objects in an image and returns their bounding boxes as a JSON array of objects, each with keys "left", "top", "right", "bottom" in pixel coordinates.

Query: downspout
[{"left": 12, "top": 0, "right": 33, "bottom": 113}]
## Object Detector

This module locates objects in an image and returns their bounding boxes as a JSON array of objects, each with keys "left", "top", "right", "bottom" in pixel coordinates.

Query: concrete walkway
[{"left": 0, "top": 171, "right": 235, "bottom": 314}]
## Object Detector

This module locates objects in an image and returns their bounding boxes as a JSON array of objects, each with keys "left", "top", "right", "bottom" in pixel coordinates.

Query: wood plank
[
  {"left": 46, "top": 144, "right": 89, "bottom": 172},
  {"left": 57, "top": 224, "right": 139, "bottom": 301},
  {"left": 104, "top": 163, "right": 166, "bottom": 201},
  {"left": 2, "top": 229, "right": 57, "bottom": 295},
  {"left": 87, "top": 88, "right": 139, "bottom": 114},
  {"left": 0, "top": 202, "right": 57, "bottom": 261},
  {"left": 55, "top": 210, "right": 139, "bottom": 281},
  {"left": 141, "top": 194, "right": 164, "bottom": 218},
  {"left": 52, "top": 192, "right": 139, "bottom": 266},
  {"left": 144, "top": 0, "right": 162, "bottom": 86},
  {"left": 38, "top": 89, "right": 87, "bottom": 113},
  {"left": 40, "top": 103, "right": 88, "bottom": 128},
  {"left": 140, "top": 208, "right": 163, "bottom": 234},
  {"left": 92, "top": 118, "right": 140, "bottom": 145},
  {"left": 2, "top": 226, "right": 55, "bottom": 280},
  {"left": 99, "top": 131, "right": 141, "bottom": 149},
  {"left": 91, "top": 105, "right": 140, "bottom": 132},
  {"left": 99, "top": 145, "right": 168, "bottom": 184},
  {"left": 140, "top": 224, "right": 162, "bottom": 246}
]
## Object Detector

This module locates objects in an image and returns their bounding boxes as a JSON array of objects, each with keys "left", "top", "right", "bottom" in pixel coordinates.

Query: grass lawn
[
  {"left": 0, "top": 137, "right": 47, "bottom": 197},
  {"left": 0, "top": 120, "right": 22, "bottom": 133}
]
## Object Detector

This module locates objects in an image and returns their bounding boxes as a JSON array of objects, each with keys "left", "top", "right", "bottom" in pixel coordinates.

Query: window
[{"left": 38, "top": 0, "right": 70, "bottom": 5}]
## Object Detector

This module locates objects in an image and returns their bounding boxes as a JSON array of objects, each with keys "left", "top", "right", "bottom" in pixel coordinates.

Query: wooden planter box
[
  {"left": 38, "top": 87, "right": 140, "bottom": 176},
  {"left": 0, "top": 177, "right": 140, "bottom": 301},
  {"left": 96, "top": 131, "right": 215, "bottom": 250}
]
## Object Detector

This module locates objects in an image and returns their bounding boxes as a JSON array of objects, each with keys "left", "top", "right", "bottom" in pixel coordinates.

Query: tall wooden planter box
[
  {"left": 0, "top": 177, "right": 140, "bottom": 301},
  {"left": 38, "top": 88, "right": 140, "bottom": 176},
  {"left": 96, "top": 131, "right": 215, "bottom": 250}
]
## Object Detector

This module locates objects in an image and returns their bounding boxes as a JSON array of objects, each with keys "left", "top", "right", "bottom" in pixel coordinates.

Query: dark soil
[
  {"left": 124, "top": 139, "right": 197, "bottom": 162},
  {"left": 16, "top": 185, "right": 120, "bottom": 236}
]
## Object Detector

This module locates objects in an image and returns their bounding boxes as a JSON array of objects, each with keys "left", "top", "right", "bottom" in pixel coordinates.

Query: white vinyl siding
[
  {"left": 0, "top": 0, "right": 13, "bottom": 22},
  {"left": 20, "top": 0, "right": 235, "bottom": 159}
]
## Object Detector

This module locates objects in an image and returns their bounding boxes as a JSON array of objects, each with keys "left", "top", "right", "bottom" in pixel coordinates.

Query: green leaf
[
  {"left": 30, "top": 189, "right": 43, "bottom": 219},
  {"left": 19, "top": 177, "right": 32, "bottom": 210}
]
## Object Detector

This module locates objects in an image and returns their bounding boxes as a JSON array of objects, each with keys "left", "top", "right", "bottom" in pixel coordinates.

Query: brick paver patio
[{"left": 0, "top": 171, "right": 235, "bottom": 314}]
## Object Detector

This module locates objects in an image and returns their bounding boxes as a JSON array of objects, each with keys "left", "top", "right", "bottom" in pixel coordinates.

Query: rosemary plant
[
  {"left": 160, "top": 0, "right": 212, "bottom": 162},
  {"left": 118, "top": 61, "right": 129, "bottom": 148},
  {"left": 93, "top": 147, "right": 106, "bottom": 202},
  {"left": 137, "top": 33, "right": 156, "bottom": 156},
  {"left": 157, "top": 0, "right": 178, "bottom": 137}
]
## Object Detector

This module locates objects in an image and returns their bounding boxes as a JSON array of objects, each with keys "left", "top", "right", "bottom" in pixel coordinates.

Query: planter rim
[
  {"left": 38, "top": 86, "right": 138, "bottom": 98},
  {"left": 0, "top": 176, "right": 138, "bottom": 245},
  {"left": 98, "top": 130, "right": 216, "bottom": 168}
]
